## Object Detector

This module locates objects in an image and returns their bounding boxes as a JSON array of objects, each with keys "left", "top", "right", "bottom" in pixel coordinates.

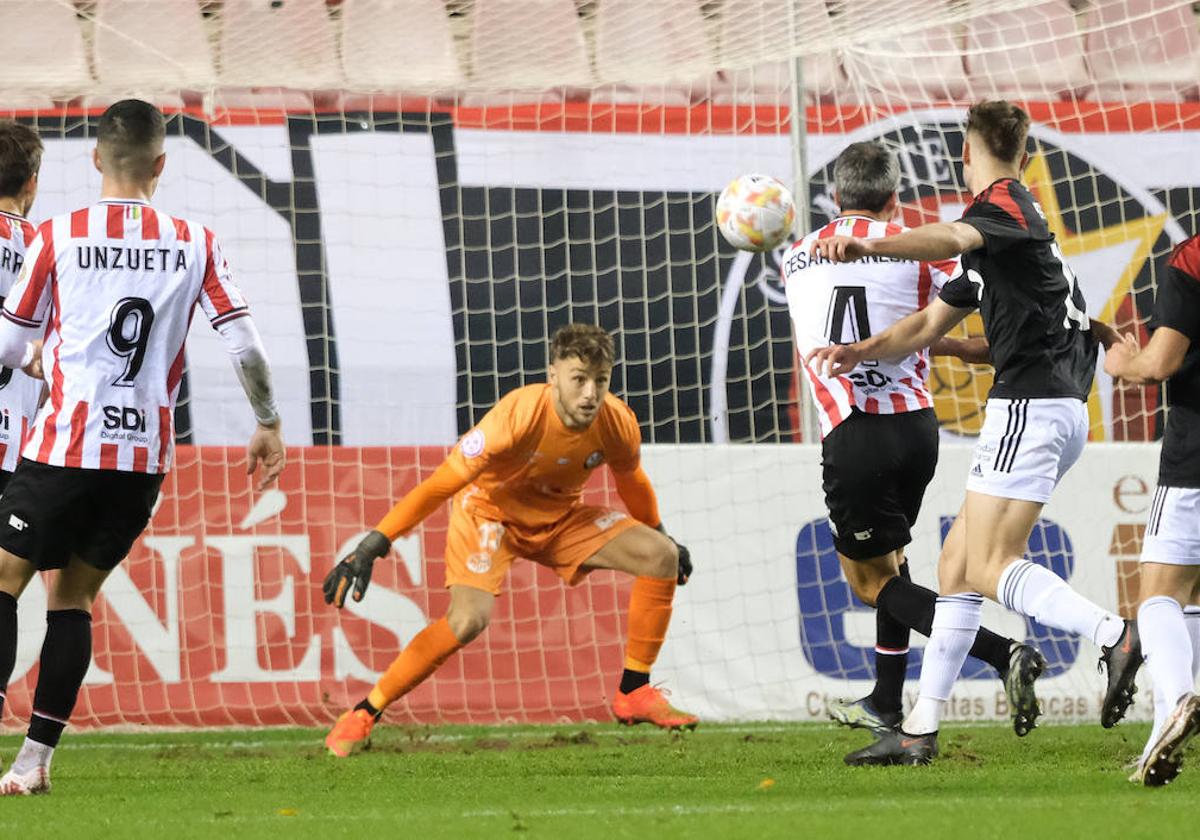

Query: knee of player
[
  {"left": 649, "top": 532, "right": 678, "bottom": 579},
  {"left": 446, "top": 607, "right": 490, "bottom": 643},
  {"left": 848, "top": 576, "right": 884, "bottom": 608}
]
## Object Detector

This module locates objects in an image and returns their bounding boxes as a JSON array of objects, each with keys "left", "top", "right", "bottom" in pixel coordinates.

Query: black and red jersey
[
  {"left": 1153, "top": 234, "right": 1200, "bottom": 488},
  {"left": 939, "top": 177, "right": 1097, "bottom": 401}
]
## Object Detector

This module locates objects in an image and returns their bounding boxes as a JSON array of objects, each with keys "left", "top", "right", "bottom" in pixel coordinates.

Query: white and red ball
[{"left": 716, "top": 173, "right": 796, "bottom": 252}]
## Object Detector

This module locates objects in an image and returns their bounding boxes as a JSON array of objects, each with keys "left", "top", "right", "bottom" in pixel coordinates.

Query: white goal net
[{"left": 0, "top": 0, "right": 1194, "bottom": 726}]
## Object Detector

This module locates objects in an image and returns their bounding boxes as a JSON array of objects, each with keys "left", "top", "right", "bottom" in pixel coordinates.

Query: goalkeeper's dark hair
[
  {"left": 549, "top": 324, "right": 614, "bottom": 369},
  {"left": 97, "top": 99, "right": 166, "bottom": 179},
  {"left": 0, "top": 121, "right": 43, "bottom": 199},
  {"left": 833, "top": 141, "right": 899, "bottom": 214},
  {"left": 966, "top": 100, "right": 1030, "bottom": 164}
]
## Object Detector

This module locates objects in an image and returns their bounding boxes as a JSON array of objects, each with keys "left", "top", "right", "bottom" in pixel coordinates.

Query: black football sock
[
  {"left": 354, "top": 698, "right": 382, "bottom": 720},
  {"left": 876, "top": 571, "right": 1015, "bottom": 675},
  {"left": 619, "top": 669, "right": 650, "bottom": 694},
  {"left": 869, "top": 586, "right": 910, "bottom": 715},
  {"left": 28, "top": 609, "right": 92, "bottom": 748},
  {"left": 0, "top": 591, "right": 17, "bottom": 718}
]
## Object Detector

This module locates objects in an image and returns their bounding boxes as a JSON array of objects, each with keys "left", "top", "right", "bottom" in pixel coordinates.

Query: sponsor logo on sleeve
[{"left": 460, "top": 428, "right": 485, "bottom": 458}]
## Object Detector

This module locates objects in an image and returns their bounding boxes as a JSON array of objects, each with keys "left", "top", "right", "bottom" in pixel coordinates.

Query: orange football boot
[
  {"left": 612, "top": 684, "right": 699, "bottom": 730},
  {"left": 325, "top": 708, "right": 376, "bottom": 757}
]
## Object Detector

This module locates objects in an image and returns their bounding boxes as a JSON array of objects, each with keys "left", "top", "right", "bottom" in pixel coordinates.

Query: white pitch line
[{"left": 45, "top": 722, "right": 810, "bottom": 751}]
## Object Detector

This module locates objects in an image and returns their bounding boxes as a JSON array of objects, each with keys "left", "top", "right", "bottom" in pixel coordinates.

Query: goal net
[{"left": 0, "top": 0, "right": 1194, "bottom": 727}]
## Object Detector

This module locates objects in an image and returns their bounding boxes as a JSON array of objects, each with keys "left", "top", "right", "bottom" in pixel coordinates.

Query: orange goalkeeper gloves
[{"left": 323, "top": 530, "right": 390, "bottom": 607}]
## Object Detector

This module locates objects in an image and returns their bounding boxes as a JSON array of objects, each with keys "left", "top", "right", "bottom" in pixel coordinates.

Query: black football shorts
[
  {"left": 0, "top": 459, "right": 164, "bottom": 571},
  {"left": 821, "top": 407, "right": 939, "bottom": 561}
]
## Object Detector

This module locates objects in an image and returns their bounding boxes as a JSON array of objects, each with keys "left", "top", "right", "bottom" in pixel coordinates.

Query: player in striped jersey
[
  {"left": 808, "top": 101, "right": 1137, "bottom": 765},
  {"left": 0, "top": 122, "right": 47, "bottom": 492},
  {"left": 0, "top": 101, "right": 285, "bottom": 795},
  {"left": 786, "top": 142, "right": 1044, "bottom": 757},
  {"left": 1106, "top": 235, "right": 1200, "bottom": 786}
]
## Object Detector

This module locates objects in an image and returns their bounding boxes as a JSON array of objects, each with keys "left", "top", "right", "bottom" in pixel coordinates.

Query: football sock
[
  {"left": 1143, "top": 682, "right": 1172, "bottom": 763},
  {"left": 623, "top": 576, "right": 675, "bottom": 673},
  {"left": 870, "top": 568, "right": 911, "bottom": 715},
  {"left": 0, "top": 592, "right": 17, "bottom": 717},
  {"left": 366, "top": 617, "right": 463, "bottom": 712},
  {"left": 1184, "top": 606, "right": 1200, "bottom": 680},
  {"left": 875, "top": 571, "right": 1014, "bottom": 674},
  {"left": 9, "top": 738, "right": 53, "bottom": 776},
  {"left": 996, "top": 559, "right": 1124, "bottom": 649},
  {"left": 27, "top": 609, "right": 91, "bottom": 749},
  {"left": 619, "top": 669, "right": 651, "bottom": 694},
  {"left": 353, "top": 698, "right": 382, "bottom": 720},
  {"left": 1138, "top": 597, "right": 1193, "bottom": 710},
  {"left": 902, "top": 593, "right": 982, "bottom": 735}
]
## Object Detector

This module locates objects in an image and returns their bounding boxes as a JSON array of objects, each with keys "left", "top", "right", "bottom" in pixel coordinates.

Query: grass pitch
[{"left": 0, "top": 721, "right": 1190, "bottom": 839}]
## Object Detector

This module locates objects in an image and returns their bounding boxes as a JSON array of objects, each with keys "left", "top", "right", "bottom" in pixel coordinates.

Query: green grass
[{"left": 0, "top": 721, "right": 1191, "bottom": 839}]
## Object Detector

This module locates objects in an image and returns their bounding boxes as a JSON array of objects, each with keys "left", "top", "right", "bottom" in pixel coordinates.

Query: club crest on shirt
[
  {"left": 584, "top": 450, "right": 605, "bottom": 469},
  {"left": 460, "top": 428, "right": 485, "bottom": 458}
]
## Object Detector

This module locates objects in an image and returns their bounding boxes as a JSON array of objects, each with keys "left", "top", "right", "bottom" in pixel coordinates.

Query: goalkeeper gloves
[
  {"left": 656, "top": 524, "right": 692, "bottom": 586},
  {"left": 323, "top": 530, "right": 391, "bottom": 608}
]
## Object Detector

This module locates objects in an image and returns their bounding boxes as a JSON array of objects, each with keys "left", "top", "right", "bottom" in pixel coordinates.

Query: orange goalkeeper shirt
[{"left": 376, "top": 383, "right": 660, "bottom": 538}]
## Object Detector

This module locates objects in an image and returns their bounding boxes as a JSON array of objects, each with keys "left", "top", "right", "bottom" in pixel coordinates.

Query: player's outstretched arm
[
  {"left": 931, "top": 336, "right": 990, "bottom": 365},
  {"left": 1104, "top": 328, "right": 1191, "bottom": 385},
  {"left": 215, "top": 316, "right": 286, "bottom": 490},
  {"left": 612, "top": 466, "right": 692, "bottom": 585},
  {"left": 324, "top": 460, "right": 472, "bottom": 607},
  {"left": 807, "top": 298, "right": 974, "bottom": 377},
  {"left": 809, "top": 222, "right": 984, "bottom": 264},
  {"left": 1089, "top": 318, "right": 1121, "bottom": 350}
]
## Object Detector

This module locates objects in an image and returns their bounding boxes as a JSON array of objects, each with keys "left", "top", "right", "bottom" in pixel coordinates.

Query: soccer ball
[{"left": 716, "top": 174, "right": 796, "bottom": 252}]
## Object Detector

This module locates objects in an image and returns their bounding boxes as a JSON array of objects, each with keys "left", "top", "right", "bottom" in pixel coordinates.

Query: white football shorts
[
  {"left": 1141, "top": 486, "right": 1200, "bottom": 566},
  {"left": 966, "top": 397, "right": 1088, "bottom": 504}
]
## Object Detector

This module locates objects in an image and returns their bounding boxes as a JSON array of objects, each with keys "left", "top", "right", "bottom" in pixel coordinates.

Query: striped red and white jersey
[
  {"left": 3, "top": 199, "right": 249, "bottom": 474},
  {"left": 782, "top": 215, "right": 961, "bottom": 438},
  {"left": 0, "top": 211, "right": 45, "bottom": 473}
]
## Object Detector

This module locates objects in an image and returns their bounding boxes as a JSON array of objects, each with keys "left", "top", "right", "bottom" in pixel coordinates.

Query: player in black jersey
[
  {"left": 1106, "top": 235, "right": 1200, "bottom": 786},
  {"left": 808, "top": 101, "right": 1140, "bottom": 765}
]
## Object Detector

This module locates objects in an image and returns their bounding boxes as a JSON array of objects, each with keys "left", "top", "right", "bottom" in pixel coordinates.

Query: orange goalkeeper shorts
[{"left": 443, "top": 498, "right": 640, "bottom": 595}]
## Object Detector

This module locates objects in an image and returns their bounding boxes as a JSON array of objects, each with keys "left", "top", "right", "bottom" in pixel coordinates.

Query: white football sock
[
  {"left": 1142, "top": 682, "right": 1173, "bottom": 763},
  {"left": 996, "top": 559, "right": 1124, "bottom": 648},
  {"left": 903, "top": 594, "right": 982, "bottom": 735},
  {"left": 9, "top": 737, "right": 53, "bottom": 775},
  {"left": 1138, "top": 596, "right": 1193, "bottom": 711},
  {"left": 1184, "top": 606, "right": 1200, "bottom": 682}
]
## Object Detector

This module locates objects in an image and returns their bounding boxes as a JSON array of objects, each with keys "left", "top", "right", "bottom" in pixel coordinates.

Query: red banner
[{"left": 2, "top": 447, "right": 630, "bottom": 728}]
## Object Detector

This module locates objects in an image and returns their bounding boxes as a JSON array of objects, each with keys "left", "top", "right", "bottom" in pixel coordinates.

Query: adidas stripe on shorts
[
  {"left": 966, "top": 397, "right": 1088, "bottom": 504},
  {"left": 1141, "top": 486, "right": 1200, "bottom": 566}
]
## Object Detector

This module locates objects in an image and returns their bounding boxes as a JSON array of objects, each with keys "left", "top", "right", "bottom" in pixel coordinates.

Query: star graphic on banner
[{"left": 1022, "top": 154, "right": 1167, "bottom": 441}]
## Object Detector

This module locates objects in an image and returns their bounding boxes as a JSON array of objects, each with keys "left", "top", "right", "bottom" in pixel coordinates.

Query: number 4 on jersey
[{"left": 825, "top": 286, "right": 872, "bottom": 344}]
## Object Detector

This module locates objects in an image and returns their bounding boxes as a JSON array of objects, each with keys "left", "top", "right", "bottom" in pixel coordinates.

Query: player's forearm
[
  {"left": 0, "top": 315, "right": 39, "bottom": 372},
  {"left": 857, "top": 308, "right": 947, "bottom": 362},
  {"left": 931, "top": 336, "right": 990, "bottom": 365},
  {"left": 375, "top": 460, "right": 470, "bottom": 539},
  {"left": 613, "top": 466, "right": 661, "bottom": 529},
  {"left": 1089, "top": 318, "right": 1119, "bottom": 351},
  {"left": 216, "top": 315, "right": 280, "bottom": 426},
  {"left": 866, "top": 223, "right": 980, "bottom": 262}
]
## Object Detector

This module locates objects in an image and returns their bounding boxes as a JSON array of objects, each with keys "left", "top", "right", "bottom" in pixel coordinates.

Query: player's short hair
[
  {"left": 965, "top": 100, "right": 1030, "bottom": 164},
  {"left": 549, "top": 324, "right": 614, "bottom": 369},
  {"left": 0, "top": 121, "right": 43, "bottom": 199},
  {"left": 97, "top": 99, "right": 166, "bottom": 179},
  {"left": 833, "top": 141, "right": 899, "bottom": 214}
]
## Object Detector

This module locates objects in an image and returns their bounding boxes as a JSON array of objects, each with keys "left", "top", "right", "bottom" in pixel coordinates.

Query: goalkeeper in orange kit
[{"left": 322, "top": 324, "right": 696, "bottom": 756}]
